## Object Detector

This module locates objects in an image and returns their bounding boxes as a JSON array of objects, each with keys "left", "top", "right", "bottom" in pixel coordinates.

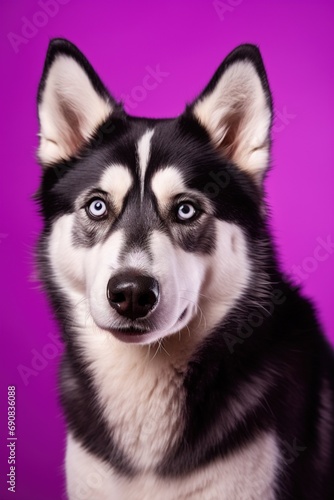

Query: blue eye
[
  {"left": 87, "top": 198, "right": 107, "bottom": 219},
  {"left": 177, "top": 203, "right": 197, "bottom": 221}
]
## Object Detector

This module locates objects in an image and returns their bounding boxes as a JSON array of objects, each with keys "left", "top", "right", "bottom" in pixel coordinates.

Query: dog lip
[
  {"left": 110, "top": 326, "right": 150, "bottom": 336},
  {"left": 108, "top": 326, "right": 154, "bottom": 344}
]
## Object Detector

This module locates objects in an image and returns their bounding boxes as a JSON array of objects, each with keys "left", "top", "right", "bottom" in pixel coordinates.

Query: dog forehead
[
  {"left": 98, "top": 127, "right": 156, "bottom": 207},
  {"left": 54, "top": 119, "right": 201, "bottom": 214}
]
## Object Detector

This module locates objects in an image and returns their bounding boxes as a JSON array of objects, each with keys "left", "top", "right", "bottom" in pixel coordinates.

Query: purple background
[{"left": 1, "top": 1, "right": 333, "bottom": 498}]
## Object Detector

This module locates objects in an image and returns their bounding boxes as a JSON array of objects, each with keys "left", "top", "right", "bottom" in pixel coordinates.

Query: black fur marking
[{"left": 116, "top": 190, "right": 159, "bottom": 260}]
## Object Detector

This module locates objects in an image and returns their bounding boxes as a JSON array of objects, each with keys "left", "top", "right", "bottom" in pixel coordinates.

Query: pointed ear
[
  {"left": 191, "top": 44, "right": 273, "bottom": 183},
  {"left": 37, "top": 38, "right": 116, "bottom": 166}
]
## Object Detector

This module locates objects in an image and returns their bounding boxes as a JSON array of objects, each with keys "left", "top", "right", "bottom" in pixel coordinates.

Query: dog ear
[
  {"left": 37, "top": 38, "right": 116, "bottom": 166},
  {"left": 191, "top": 44, "right": 273, "bottom": 184}
]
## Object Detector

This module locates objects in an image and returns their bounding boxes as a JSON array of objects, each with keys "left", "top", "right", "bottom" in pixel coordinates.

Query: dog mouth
[
  {"left": 109, "top": 325, "right": 154, "bottom": 344},
  {"left": 112, "top": 325, "right": 150, "bottom": 336},
  {"left": 107, "top": 307, "right": 188, "bottom": 343}
]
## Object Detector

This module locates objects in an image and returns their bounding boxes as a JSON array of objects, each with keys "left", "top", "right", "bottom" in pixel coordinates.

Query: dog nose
[{"left": 107, "top": 271, "right": 159, "bottom": 320}]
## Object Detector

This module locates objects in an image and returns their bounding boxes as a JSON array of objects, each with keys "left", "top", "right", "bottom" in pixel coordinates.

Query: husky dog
[{"left": 36, "top": 39, "right": 334, "bottom": 499}]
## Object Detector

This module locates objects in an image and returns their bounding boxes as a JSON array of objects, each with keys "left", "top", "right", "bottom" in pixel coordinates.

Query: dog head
[{"left": 36, "top": 39, "right": 272, "bottom": 345}]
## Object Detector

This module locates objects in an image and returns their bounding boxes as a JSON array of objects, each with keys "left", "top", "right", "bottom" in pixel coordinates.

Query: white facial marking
[
  {"left": 66, "top": 431, "right": 279, "bottom": 499},
  {"left": 198, "top": 221, "right": 252, "bottom": 331},
  {"left": 99, "top": 164, "right": 133, "bottom": 212},
  {"left": 48, "top": 217, "right": 126, "bottom": 331},
  {"left": 48, "top": 214, "right": 86, "bottom": 297},
  {"left": 137, "top": 129, "right": 155, "bottom": 200},
  {"left": 151, "top": 167, "right": 186, "bottom": 210}
]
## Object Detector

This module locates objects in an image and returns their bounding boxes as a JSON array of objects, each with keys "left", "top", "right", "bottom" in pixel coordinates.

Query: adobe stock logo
[
  {"left": 120, "top": 65, "right": 170, "bottom": 110},
  {"left": 213, "top": 0, "right": 244, "bottom": 21},
  {"left": 289, "top": 236, "right": 334, "bottom": 285},
  {"left": 17, "top": 332, "right": 62, "bottom": 386},
  {"left": 203, "top": 170, "right": 231, "bottom": 199},
  {"left": 7, "top": 0, "right": 71, "bottom": 54}
]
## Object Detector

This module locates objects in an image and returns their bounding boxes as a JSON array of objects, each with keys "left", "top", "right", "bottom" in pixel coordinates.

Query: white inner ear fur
[
  {"left": 194, "top": 61, "right": 271, "bottom": 182},
  {"left": 38, "top": 55, "right": 113, "bottom": 165}
]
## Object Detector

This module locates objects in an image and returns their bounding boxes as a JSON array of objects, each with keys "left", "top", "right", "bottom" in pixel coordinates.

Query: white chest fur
[
  {"left": 82, "top": 326, "right": 187, "bottom": 470},
  {"left": 66, "top": 431, "right": 279, "bottom": 500}
]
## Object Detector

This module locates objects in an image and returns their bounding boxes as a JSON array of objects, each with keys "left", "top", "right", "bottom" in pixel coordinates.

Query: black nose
[{"left": 107, "top": 271, "right": 159, "bottom": 320}]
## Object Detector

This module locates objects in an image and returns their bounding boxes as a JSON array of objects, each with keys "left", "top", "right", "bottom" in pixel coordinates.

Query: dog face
[{"left": 37, "top": 39, "right": 272, "bottom": 345}]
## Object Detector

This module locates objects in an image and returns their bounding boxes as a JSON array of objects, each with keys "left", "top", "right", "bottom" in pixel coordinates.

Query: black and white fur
[{"left": 35, "top": 39, "right": 334, "bottom": 499}]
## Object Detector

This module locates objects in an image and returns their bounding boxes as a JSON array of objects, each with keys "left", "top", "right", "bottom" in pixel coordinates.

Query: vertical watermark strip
[{"left": 6, "top": 386, "right": 17, "bottom": 493}]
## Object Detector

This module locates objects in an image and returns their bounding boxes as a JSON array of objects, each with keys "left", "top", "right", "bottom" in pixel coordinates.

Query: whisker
[
  {"left": 144, "top": 343, "right": 152, "bottom": 364},
  {"left": 150, "top": 340, "right": 161, "bottom": 362},
  {"left": 160, "top": 340, "right": 170, "bottom": 357}
]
